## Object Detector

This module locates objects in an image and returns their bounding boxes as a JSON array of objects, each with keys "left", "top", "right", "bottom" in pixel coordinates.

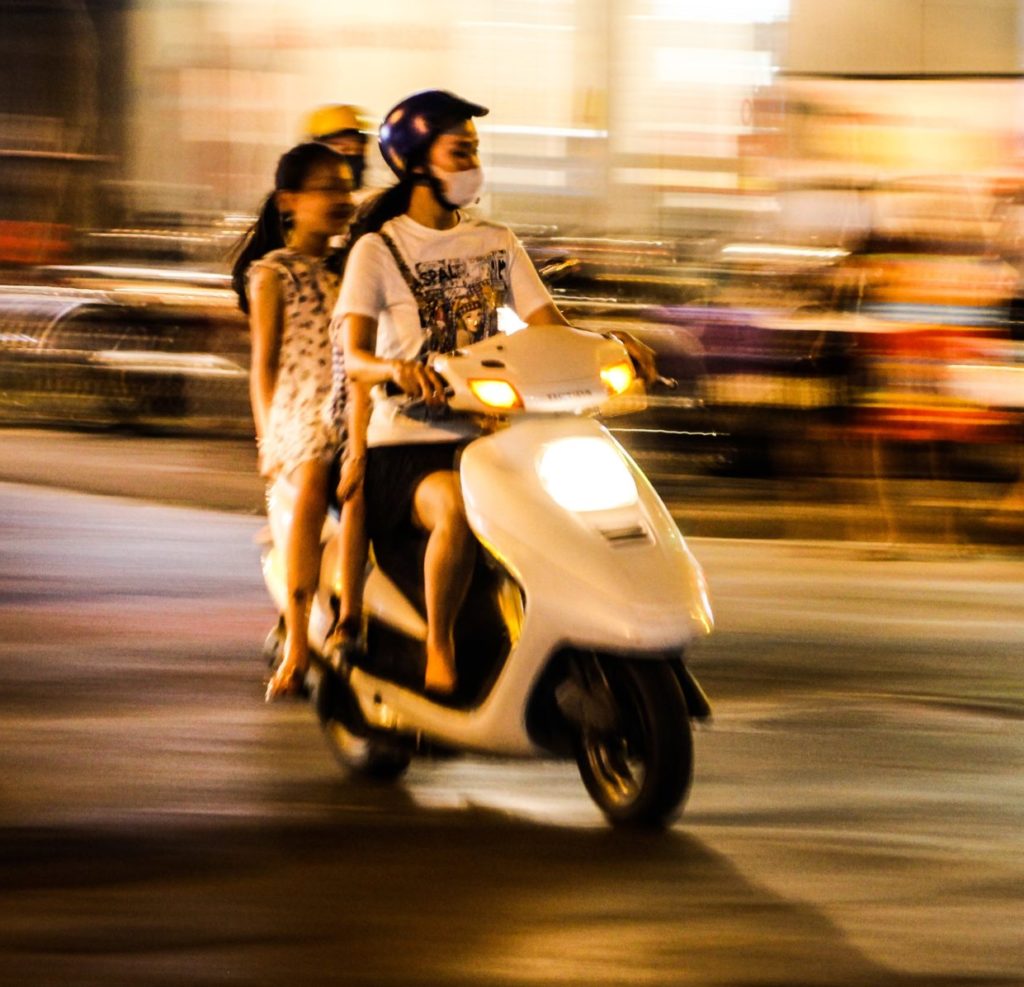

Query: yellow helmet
[{"left": 303, "top": 104, "right": 371, "bottom": 142}]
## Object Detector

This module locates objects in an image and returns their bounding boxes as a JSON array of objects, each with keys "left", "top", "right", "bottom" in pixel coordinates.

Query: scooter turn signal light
[
  {"left": 600, "top": 361, "right": 635, "bottom": 396},
  {"left": 469, "top": 378, "right": 522, "bottom": 409}
]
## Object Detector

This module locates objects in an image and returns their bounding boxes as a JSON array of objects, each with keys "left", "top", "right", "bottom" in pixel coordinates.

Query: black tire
[
  {"left": 575, "top": 659, "right": 693, "bottom": 828},
  {"left": 320, "top": 718, "right": 412, "bottom": 782},
  {"left": 262, "top": 620, "right": 285, "bottom": 667},
  {"left": 315, "top": 672, "right": 411, "bottom": 782}
]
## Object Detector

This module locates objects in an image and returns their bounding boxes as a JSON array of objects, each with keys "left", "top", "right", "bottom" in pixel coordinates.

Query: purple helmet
[{"left": 378, "top": 89, "right": 488, "bottom": 179}]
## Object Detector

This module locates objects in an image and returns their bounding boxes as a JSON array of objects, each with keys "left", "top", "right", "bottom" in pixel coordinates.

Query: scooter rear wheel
[
  {"left": 575, "top": 659, "right": 693, "bottom": 828},
  {"left": 262, "top": 619, "right": 285, "bottom": 667},
  {"left": 316, "top": 672, "right": 411, "bottom": 782}
]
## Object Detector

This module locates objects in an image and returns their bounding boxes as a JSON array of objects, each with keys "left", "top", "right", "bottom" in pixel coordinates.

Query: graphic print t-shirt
[{"left": 334, "top": 214, "right": 554, "bottom": 445}]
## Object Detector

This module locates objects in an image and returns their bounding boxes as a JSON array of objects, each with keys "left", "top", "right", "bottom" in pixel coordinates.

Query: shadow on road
[{"left": 1, "top": 796, "right": 1014, "bottom": 987}]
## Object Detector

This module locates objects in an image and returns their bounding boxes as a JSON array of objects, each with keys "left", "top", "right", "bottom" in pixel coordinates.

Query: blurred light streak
[
  {"left": 610, "top": 427, "right": 724, "bottom": 437},
  {"left": 860, "top": 304, "right": 1008, "bottom": 327},
  {"left": 655, "top": 48, "right": 775, "bottom": 87},
  {"left": 722, "top": 244, "right": 849, "bottom": 260},
  {"left": 108, "top": 286, "right": 237, "bottom": 304},
  {"left": 45, "top": 266, "right": 231, "bottom": 286},
  {"left": 88, "top": 351, "right": 245, "bottom": 377},
  {"left": 616, "top": 168, "right": 740, "bottom": 188},
  {"left": 489, "top": 167, "right": 569, "bottom": 187},
  {"left": 660, "top": 193, "right": 779, "bottom": 211},
  {"left": 481, "top": 125, "right": 609, "bottom": 139},
  {"left": 648, "top": 0, "right": 789, "bottom": 23},
  {"left": 458, "top": 21, "right": 573, "bottom": 32}
]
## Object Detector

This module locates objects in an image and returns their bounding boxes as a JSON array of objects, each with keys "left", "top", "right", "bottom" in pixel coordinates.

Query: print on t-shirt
[{"left": 413, "top": 250, "right": 509, "bottom": 356}]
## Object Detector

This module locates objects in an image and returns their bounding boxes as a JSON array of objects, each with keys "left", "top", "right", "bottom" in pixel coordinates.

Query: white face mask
[{"left": 431, "top": 164, "right": 484, "bottom": 208}]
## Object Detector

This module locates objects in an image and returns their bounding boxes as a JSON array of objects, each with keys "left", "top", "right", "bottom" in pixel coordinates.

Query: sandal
[{"left": 326, "top": 618, "right": 364, "bottom": 673}]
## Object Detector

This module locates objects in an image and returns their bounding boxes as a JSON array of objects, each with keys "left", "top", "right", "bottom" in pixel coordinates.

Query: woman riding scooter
[{"left": 332, "top": 89, "right": 655, "bottom": 696}]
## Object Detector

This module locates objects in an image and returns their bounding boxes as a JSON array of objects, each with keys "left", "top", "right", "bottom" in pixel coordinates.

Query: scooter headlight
[
  {"left": 537, "top": 437, "right": 638, "bottom": 512},
  {"left": 469, "top": 378, "right": 522, "bottom": 410},
  {"left": 600, "top": 360, "right": 635, "bottom": 396}
]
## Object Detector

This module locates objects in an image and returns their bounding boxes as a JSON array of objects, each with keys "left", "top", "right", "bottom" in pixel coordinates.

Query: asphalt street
[{"left": 0, "top": 466, "right": 1021, "bottom": 986}]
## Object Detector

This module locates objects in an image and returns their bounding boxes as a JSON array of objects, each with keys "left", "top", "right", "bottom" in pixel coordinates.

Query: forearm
[
  {"left": 249, "top": 367, "right": 276, "bottom": 440},
  {"left": 336, "top": 381, "right": 371, "bottom": 502},
  {"left": 340, "top": 313, "right": 444, "bottom": 402},
  {"left": 343, "top": 346, "right": 402, "bottom": 386},
  {"left": 340, "top": 313, "right": 395, "bottom": 386},
  {"left": 345, "top": 383, "right": 371, "bottom": 459}
]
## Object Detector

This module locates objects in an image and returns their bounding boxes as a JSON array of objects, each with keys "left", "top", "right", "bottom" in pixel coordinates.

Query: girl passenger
[{"left": 232, "top": 141, "right": 369, "bottom": 701}]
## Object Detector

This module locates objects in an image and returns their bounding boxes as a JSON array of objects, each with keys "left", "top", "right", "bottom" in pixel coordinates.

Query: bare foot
[
  {"left": 265, "top": 639, "right": 308, "bottom": 702},
  {"left": 424, "top": 639, "right": 457, "bottom": 695}
]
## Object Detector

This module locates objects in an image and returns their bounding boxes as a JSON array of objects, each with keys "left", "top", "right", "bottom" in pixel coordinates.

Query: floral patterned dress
[{"left": 247, "top": 247, "right": 343, "bottom": 479}]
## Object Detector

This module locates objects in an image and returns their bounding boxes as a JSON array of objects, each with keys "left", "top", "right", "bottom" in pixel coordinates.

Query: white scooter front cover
[{"left": 460, "top": 415, "right": 714, "bottom": 653}]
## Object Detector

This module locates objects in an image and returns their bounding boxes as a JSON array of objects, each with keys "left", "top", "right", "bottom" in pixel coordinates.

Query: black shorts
[{"left": 364, "top": 442, "right": 463, "bottom": 541}]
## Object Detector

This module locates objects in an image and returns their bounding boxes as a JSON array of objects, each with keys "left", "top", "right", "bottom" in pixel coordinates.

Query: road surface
[{"left": 0, "top": 478, "right": 1021, "bottom": 986}]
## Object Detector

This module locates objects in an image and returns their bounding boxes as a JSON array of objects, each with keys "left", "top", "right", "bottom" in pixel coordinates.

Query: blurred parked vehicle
[
  {"left": 2, "top": 228, "right": 1020, "bottom": 500},
  {"left": 522, "top": 236, "right": 846, "bottom": 475},
  {"left": 524, "top": 235, "right": 714, "bottom": 307},
  {"left": 563, "top": 300, "right": 855, "bottom": 477},
  {"left": 0, "top": 281, "right": 250, "bottom": 433},
  {"left": 530, "top": 232, "right": 1023, "bottom": 488}
]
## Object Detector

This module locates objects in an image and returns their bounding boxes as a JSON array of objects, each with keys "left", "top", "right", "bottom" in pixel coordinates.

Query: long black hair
[
  {"left": 230, "top": 141, "right": 345, "bottom": 313},
  {"left": 341, "top": 127, "right": 444, "bottom": 268},
  {"left": 344, "top": 178, "right": 416, "bottom": 258}
]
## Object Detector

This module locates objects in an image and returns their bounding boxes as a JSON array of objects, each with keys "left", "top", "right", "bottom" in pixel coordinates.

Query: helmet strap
[{"left": 417, "top": 170, "right": 459, "bottom": 212}]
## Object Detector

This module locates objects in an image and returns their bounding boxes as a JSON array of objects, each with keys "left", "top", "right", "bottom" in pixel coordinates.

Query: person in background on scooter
[
  {"left": 332, "top": 90, "right": 656, "bottom": 697},
  {"left": 303, "top": 103, "right": 372, "bottom": 194},
  {"left": 232, "top": 141, "right": 369, "bottom": 701}
]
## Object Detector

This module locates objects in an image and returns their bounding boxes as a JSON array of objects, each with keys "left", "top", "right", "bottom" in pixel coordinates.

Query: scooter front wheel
[{"left": 575, "top": 659, "right": 693, "bottom": 828}]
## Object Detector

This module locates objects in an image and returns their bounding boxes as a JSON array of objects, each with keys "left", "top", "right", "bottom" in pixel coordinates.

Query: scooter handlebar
[{"left": 386, "top": 324, "right": 649, "bottom": 418}]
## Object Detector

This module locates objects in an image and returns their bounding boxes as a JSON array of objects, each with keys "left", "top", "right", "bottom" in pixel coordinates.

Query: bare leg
[
  {"left": 412, "top": 470, "right": 476, "bottom": 694},
  {"left": 337, "top": 486, "right": 368, "bottom": 640},
  {"left": 267, "top": 458, "right": 331, "bottom": 700}
]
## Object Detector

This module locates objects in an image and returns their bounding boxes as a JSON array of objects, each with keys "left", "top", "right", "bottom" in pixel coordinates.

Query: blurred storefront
[
  {"left": 0, "top": 0, "right": 127, "bottom": 264},
  {"left": 6, "top": 1, "right": 1024, "bottom": 248},
  {"left": 120, "top": 0, "right": 788, "bottom": 238}
]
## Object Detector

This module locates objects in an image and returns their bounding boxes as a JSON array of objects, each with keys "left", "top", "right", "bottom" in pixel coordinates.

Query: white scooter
[{"left": 261, "top": 324, "right": 713, "bottom": 827}]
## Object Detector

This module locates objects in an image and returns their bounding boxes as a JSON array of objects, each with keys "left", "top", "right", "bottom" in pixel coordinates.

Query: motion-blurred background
[{"left": 2, "top": 0, "right": 1023, "bottom": 544}]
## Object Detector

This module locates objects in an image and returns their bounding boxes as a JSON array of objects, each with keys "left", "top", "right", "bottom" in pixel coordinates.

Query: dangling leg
[
  {"left": 267, "top": 458, "right": 331, "bottom": 701},
  {"left": 411, "top": 470, "right": 476, "bottom": 694},
  {"left": 333, "top": 485, "right": 368, "bottom": 657}
]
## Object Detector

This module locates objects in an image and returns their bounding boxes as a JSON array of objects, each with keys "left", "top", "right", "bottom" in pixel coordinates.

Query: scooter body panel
[
  {"left": 460, "top": 416, "right": 713, "bottom": 650},
  {"left": 346, "top": 416, "right": 712, "bottom": 756}
]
